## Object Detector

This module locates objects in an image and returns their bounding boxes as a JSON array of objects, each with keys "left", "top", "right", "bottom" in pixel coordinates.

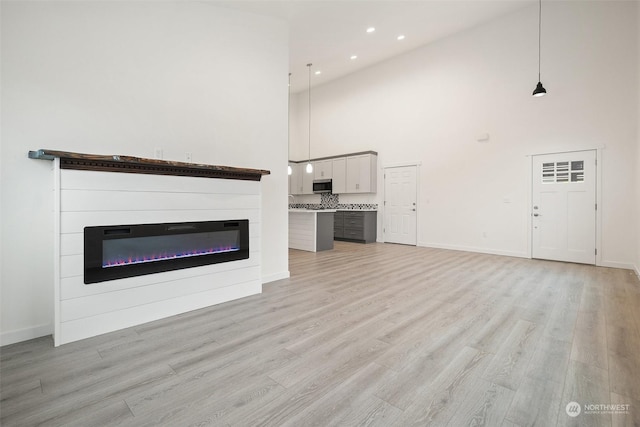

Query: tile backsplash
[
  {"left": 289, "top": 193, "right": 377, "bottom": 211},
  {"left": 321, "top": 193, "right": 339, "bottom": 207}
]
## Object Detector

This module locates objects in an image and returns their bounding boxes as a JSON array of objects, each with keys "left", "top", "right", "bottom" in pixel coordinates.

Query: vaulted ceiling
[{"left": 214, "top": 0, "right": 534, "bottom": 92}]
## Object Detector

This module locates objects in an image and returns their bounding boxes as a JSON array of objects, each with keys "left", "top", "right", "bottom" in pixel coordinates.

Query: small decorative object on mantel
[{"left": 28, "top": 149, "right": 270, "bottom": 181}]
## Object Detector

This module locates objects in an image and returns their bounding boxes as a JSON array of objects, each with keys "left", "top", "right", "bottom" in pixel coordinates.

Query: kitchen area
[{"left": 288, "top": 151, "right": 378, "bottom": 252}]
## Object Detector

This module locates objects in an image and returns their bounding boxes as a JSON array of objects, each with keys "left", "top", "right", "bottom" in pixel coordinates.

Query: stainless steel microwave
[{"left": 312, "top": 179, "right": 332, "bottom": 194}]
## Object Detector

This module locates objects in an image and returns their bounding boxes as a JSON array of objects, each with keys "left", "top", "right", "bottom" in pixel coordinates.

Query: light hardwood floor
[{"left": 2, "top": 242, "right": 640, "bottom": 426}]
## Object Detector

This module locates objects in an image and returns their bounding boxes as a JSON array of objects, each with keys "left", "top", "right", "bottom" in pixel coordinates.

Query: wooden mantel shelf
[{"left": 28, "top": 149, "right": 270, "bottom": 181}]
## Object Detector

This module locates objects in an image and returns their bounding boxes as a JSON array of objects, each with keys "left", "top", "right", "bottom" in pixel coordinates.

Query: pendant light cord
[
  {"left": 307, "top": 63, "right": 312, "bottom": 163},
  {"left": 538, "top": 0, "right": 542, "bottom": 81},
  {"left": 288, "top": 72, "right": 291, "bottom": 161}
]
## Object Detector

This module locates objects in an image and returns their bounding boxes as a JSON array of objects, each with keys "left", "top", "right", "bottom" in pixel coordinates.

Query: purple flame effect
[{"left": 103, "top": 246, "right": 240, "bottom": 268}]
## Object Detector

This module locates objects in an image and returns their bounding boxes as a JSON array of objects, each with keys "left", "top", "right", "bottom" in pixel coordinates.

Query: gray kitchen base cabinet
[{"left": 334, "top": 211, "right": 377, "bottom": 243}]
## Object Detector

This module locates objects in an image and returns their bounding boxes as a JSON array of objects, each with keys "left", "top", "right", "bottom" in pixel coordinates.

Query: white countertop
[
  {"left": 289, "top": 208, "right": 377, "bottom": 213},
  {"left": 289, "top": 209, "right": 337, "bottom": 213}
]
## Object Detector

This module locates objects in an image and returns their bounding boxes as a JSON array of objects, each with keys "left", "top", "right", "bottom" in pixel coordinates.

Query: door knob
[
  {"left": 412, "top": 208, "right": 416, "bottom": 211},
  {"left": 533, "top": 213, "right": 541, "bottom": 217}
]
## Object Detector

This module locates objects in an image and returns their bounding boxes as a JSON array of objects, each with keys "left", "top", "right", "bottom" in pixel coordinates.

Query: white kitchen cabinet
[
  {"left": 289, "top": 162, "right": 301, "bottom": 195},
  {"left": 346, "top": 154, "right": 377, "bottom": 193},
  {"left": 332, "top": 158, "right": 346, "bottom": 194},
  {"left": 288, "top": 162, "right": 297, "bottom": 195},
  {"left": 314, "top": 160, "right": 333, "bottom": 180},
  {"left": 290, "top": 163, "right": 314, "bottom": 195},
  {"left": 301, "top": 163, "right": 314, "bottom": 194},
  {"left": 290, "top": 151, "right": 377, "bottom": 194}
]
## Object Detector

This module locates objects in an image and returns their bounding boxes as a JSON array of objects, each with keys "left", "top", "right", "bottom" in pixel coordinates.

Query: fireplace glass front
[{"left": 84, "top": 220, "right": 249, "bottom": 284}]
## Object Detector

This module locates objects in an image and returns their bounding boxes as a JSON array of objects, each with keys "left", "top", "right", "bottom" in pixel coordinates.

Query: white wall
[
  {"left": 0, "top": 1, "right": 289, "bottom": 345},
  {"left": 291, "top": 1, "right": 638, "bottom": 265}
]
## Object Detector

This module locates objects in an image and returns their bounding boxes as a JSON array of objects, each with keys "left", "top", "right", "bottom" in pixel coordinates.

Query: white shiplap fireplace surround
[{"left": 29, "top": 149, "right": 270, "bottom": 346}]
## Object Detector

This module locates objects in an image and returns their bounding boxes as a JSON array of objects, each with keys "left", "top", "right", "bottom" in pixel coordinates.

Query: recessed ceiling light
[
  {"left": 315, "top": 70, "right": 322, "bottom": 75},
  {"left": 350, "top": 55, "right": 358, "bottom": 60},
  {"left": 366, "top": 27, "right": 375, "bottom": 33},
  {"left": 397, "top": 35, "right": 406, "bottom": 41}
]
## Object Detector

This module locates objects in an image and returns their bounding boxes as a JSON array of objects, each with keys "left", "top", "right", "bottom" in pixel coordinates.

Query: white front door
[
  {"left": 384, "top": 166, "right": 417, "bottom": 245},
  {"left": 532, "top": 150, "right": 596, "bottom": 265}
]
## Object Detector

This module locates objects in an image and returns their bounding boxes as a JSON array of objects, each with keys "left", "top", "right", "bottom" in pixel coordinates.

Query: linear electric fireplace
[{"left": 84, "top": 220, "right": 249, "bottom": 284}]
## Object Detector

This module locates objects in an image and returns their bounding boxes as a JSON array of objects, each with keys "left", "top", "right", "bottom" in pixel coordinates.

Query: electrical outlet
[
  {"left": 154, "top": 148, "right": 163, "bottom": 159},
  {"left": 185, "top": 152, "right": 192, "bottom": 162}
]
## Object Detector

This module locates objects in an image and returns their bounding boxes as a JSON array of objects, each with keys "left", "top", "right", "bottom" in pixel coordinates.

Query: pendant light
[
  {"left": 532, "top": 0, "right": 547, "bottom": 97},
  {"left": 305, "top": 63, "right": 313, "bottom": 174},
  {"left": 287, "top": 72, "right": 292, "bottom": 176}
]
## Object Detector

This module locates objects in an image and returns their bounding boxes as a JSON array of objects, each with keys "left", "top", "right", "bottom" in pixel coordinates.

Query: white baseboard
[
  {"left": 416, "top": 243, "right": 637, "bottom": 271},
  {"left": 262, "top": 270, "right": 290, "bottom": 284},
  {"left": 0, "top": 323, "right": 52, "bottom": 347},
  {"left": 417, "top": 241, "right": 528, "bottom": 259},
  {"left": 598, "top": 260, "right": 635, "bottom": 270}
]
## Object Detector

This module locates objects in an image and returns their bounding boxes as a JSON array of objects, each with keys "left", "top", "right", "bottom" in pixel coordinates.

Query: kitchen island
[{"left": 288, "top": 209, "right": 336, "bottom": 252}]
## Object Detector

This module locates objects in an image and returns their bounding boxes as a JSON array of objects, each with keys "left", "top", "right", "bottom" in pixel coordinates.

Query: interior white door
[
  {"left": 384, "top": 165, "right": 417, "bottom": 245},
  {"left": 532, "top": 150, "right": 596, "bottom": 265}
]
